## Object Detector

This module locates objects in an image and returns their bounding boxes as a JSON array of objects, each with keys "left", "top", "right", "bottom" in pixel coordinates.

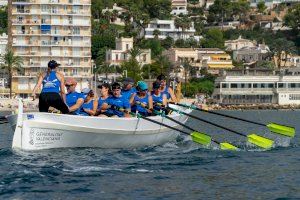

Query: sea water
[{"left": 0, "top": 110, "right": 299, "bottom": 199}]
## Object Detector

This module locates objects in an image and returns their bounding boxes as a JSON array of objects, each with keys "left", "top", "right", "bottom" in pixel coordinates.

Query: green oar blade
[
  {"left": 247, "top": 134, "right": 274, "bottom": 149},
  {"left": 266, "top": 123, "right": 295, "bottom": 138},
  {"left": 190, "top": 132, "right": 211, "bottom": 145},
  {"left": 220, "top": 142, "right": 238, "bottom": 150}
]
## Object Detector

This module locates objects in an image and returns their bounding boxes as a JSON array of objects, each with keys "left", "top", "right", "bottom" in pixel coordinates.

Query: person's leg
[
  {"left": 38, "top": 93, "right": 50, "bottom": 112},
  {"left": 49, "top": 93, "right": 69, "bottom": 114}
]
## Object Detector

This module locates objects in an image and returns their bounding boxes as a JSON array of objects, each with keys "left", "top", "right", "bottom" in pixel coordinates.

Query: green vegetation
[{"left": 0, "top": 6, "right": 7, "bottom": 34}]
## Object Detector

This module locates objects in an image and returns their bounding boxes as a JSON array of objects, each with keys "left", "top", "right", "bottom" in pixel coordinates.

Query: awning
[{"left": 207, "top": 64, "right": 234, "bottom": 68}]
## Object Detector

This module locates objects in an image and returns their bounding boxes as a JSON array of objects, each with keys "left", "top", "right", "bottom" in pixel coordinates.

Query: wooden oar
[
  {"left": 135, "top": 101, "right": 238, "bottom": 150},
  {"left": 171, "top": 102, "right": 295, "bottom": 138},
  {"left": 168, "top": 106, "right": 274, "bottom": 149}
]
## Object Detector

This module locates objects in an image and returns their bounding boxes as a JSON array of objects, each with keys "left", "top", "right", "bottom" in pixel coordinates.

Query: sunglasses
[{"left": 65, "top": 84, "right": 74, "bottom": 87}]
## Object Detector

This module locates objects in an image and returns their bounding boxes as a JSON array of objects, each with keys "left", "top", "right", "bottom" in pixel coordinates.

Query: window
[
  {"left": 289, "top": 94, "right": 300, "bottom": 100},
  {"left": 278, "top": 83, "right": 285, "bottom": 88},
  {"left": 231, "top": 83, "right": 238, "bottom": 88},
  {"left": 222, "top": 83, "right": 228, "bottom": 88},
  {"left": 126, "top": 44, "right": 129, "bottom": 50}
]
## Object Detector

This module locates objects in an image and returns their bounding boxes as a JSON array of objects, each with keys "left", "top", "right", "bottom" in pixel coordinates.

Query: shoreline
[{"left": 0, "top": 99, "right": 299, "bottom": 112}]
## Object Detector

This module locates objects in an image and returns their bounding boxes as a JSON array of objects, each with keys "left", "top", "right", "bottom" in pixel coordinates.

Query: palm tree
[
  {"left": 95, "top": 62, "right": 115, "bottom": 81},
  {"left": 0, "top": 49, "right": 23, "bottom": 98},
  {"left": 128, "top": 47, "right": 142, "bottom": 81},
  {"left": 153, "top": 29, "right": 161, "bottom": 39},
  {"left": 181, "top": 58, "right": 192, "bottom": 97},
  {"left": 174, "top": 16, "right": 192, "bottom": 39}
]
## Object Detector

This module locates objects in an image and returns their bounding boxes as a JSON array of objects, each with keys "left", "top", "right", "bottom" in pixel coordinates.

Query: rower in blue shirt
[
  {"left": 107, "top": 82, "right": 131, "bottom": 117},
  {"left": 121, "top": 77, "right": 136, "bottom": 100},
  {"left": 65, "top": 78, "right": 84, "bottom": 115},
  {"left": 151, "top": 81, "right": 167, "bottom": 111},
  {"left": 130, "top": 81, "right": 153, "bottom": 116},
  {"left": 96, "top": 83, "right": 112, "bottom": 117},
  {"left": 79, "top": 88, "right": 98, "bottom": 116},
  {"left": 156, "top": 74, "right": 177, "bottom": 103}
]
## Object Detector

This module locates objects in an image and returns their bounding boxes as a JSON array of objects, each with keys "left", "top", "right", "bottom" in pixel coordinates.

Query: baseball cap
[
  {"left": 48, "top": 60, "right": 60, "bottom": 69},
  {"left": 112, "top": 82, "right": 121, "bottom": 90},
  {"left": 123, "top": 77, "right": 135, "bottom": 85},
  {"left": 137, "top": 81, "right": 148, "bottom": 91}
]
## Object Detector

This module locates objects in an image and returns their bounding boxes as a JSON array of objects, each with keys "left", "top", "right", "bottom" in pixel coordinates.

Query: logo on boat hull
[{"left": 27, "top": 114, "right": 34, "bottom": 120}]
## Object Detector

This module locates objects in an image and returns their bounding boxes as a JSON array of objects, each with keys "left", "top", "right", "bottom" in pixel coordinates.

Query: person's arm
[
  {"left": 168, "top": 87, "right": 177, "bottom": 103},
  {"left": 129, "top": 93, "right": 136, "bottom": 106},
  {"left": 148, "top": 95, "right": 153, "bottom": 111},
  {"left": 162, "top": 94, "right": 167, "bottom": 106},
  {"left": 69, "top": 98, "right": 84, "bottom": 112},
  {"left": 57, "top": 73, "right": 66, "bottom": 103},
  {"left": 124, "top": 100, "right": 131, "bottom": 118},
  {"left": 32, "top": 73, "right": 44, "bottom": 99}
]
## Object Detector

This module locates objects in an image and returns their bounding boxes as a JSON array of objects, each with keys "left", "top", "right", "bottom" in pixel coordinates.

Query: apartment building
[
  {"left": 9, "top": 0, "right": 92, "bottom": 98},
  {"left": 163, "top": 48, "right": 233, "bottom": 76},
  {"left": 213, "top": 68, "right": 300, "bottom": 105},
  {"left": 225, "top": 36, "right": 256, "bottom": 51},
  {"left": 250, "top": 0, "right": 300, "bottom": 8},
  {"left": 171, "top": 0, "right": 188, "bottom": 16},
  {"left": 142, "top": 19, "right": 200, "bottom": 41},
  {"left": 0, "top": 0, "right": 7, "bottom": 7},
  {"left": 106, "top": 37, "right": 151, "bottom": 66}
]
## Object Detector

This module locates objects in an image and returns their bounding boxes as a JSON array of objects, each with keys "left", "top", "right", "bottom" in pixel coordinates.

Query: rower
[
  {"left": 32, "top": 60, "right": 69, "bottom": 113},
  {"left": 121, "top": 77, "right": 136, "bottom": 100},
  {"left": 151, "top": 81, "right": 167, "bottom": 111},
  {"left": 65, "top": 78, "right": 84, "bottom": 115},
  {"left": 156, "top": 74, "right": 177, "bottom": 103},
  {"left": 97, "top": 83, "right": 112, "bottom": 117},
  {"left": 107, "top": 82, "right": 131, "bottom": 117},
  {"left": 79, "top": 88, "right": 98, "bottom": 116},
  {"left": 130, "top": 81, "right": 153, "bottom": 116}
]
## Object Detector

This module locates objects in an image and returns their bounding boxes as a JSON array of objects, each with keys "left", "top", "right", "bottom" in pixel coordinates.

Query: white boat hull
[{"left": 9, "top": 101, "right": 191, "bottom": 151}]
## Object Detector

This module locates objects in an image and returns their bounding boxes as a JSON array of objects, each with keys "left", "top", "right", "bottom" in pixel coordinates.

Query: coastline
[{"left": 1, "top": 98, "right": 299, "bottom": 113}]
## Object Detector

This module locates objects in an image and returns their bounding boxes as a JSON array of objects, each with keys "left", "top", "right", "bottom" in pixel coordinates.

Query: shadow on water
[{"left": 0, "top": 110, "right": 300, "bottom": 199}]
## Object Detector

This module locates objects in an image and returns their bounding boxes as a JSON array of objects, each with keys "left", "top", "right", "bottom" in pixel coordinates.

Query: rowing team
[{"left": 32, "top": 60, "right": 177, "bottom": 117}]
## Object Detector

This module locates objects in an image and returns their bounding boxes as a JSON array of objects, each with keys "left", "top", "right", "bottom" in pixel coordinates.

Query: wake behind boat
[{"left": 8, "top": 100, "right": 192, "bottom": 151}]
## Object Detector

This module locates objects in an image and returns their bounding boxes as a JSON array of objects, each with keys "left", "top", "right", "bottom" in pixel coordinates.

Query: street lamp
[
  {"left": 123, "top": 69, "right": 127, "bottom": 78},
  {"left": 91, "top": 60, "right": 97, "bottom": 91}
]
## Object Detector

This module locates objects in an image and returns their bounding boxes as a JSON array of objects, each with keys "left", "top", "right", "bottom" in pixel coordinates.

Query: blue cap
[{"left": 137, "top": 81, "right": 148, "bottom": 91}]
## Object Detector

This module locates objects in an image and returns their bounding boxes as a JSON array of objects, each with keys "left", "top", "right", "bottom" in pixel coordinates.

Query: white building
[
  {"left": 0, "top": 0, "right": 7, "bottom": 7},
  {"left": 213, "top": 68, "right": 300, "bottom": 105},
  {"left": 0, "top": 32, "right": 7, "bottom": 55},
  {"left": 171, "top": 0, "right": 188, "bottom": 16},
  {"left": 106, "top": 37, "right": 151, "bottom": 66},
  {"left": 225, "top": 36, "right": 256, "bottom": 51},
  {"left": 9, "top": 0, "right": 92, "bottom": 98},
  {"left": 250, "top": 0, "right": 300, "bottom": 8},
  {"left": 142, "top": 19, "right": 199, "bottom": 41}
]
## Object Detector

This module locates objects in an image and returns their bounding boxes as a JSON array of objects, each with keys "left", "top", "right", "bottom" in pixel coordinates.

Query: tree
[
  {"left": 232, "top": 0, "right": 250, "bottom": 23},
  {"left": 0, "top": 7, "right": 7, "bottom": 34},
  {"left": 284, "top": 3, "right": 300, "bottom": 31},
  {"left": 174, "top": 15, "right": 192, "bottom": 39},
  {"left": 0, "top": 49, "right": 23, "bottom": 98},
  {"left": 161, "top": 36, "right": 174, "bottom": 49},
  {"left": 207, "top": 0, "right": 233, "bottom": 23},
  {"left": 270, "top": 38, "right": 297, "bottom": 68},
  {"left": 201, "top": 28, "right": 224, "bottom": 49},
  {"left": 257, "top": 1, "right": 267, "bottom": 14},
  {"left": 152, "top": 29, "right": 161, "bottom": 39},
  {"left": 181, "top": 58, "right": 192, "bottom": 96},
  {"left": 154, "top": 55, "right": 171, "bottom": 75}
]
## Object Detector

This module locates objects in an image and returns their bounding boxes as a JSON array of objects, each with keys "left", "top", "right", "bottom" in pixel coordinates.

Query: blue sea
[{"left": 0, "top": 110, "right": 299, "bottom": 199}]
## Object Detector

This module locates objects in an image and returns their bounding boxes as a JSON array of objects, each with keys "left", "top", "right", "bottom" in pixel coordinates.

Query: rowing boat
[{"left": 8, "top": 100, "right": 192, "bottom": 151}]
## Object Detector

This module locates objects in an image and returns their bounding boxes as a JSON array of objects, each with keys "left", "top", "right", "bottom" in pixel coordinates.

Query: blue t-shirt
[
  {"left": 152, "top": 92, "right": 164, "bottom": 111},
  {"left": 121, "top": 87, "right": 136, "bottom": 100},
  {"left": 107, "top": 95, "right": 130, "bottom": 117},
  {"left": 97, "top": 96, "right": 111, "bottom": 115},
  {"left": 79, "top": 100, "right": 94, "bottom": 116},
  {"left": 162, "top": 87, "right": 171, "bottom": 99},
  {"left": 66, "top": 92, "right": 84, "bottom": 115},
  {"left": 131, "top": 94, "right": 149, "bottom": 115},
  {"left": 41, "top": 71, "right": 60, "bottom": 93}
]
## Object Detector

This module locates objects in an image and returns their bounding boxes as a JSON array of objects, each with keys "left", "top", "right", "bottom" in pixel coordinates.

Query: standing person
[
  {"left": 107, "top": 82, "right": 131, "bottom": 117},
  {"left": 121, "top": 77, "right": 136, "bottom": 100},
  {"left": 79, "top": 88, "right": 98, "bottom": 116},
  {"left": 96, "top": 83, "right": 112, "bottom": 117},
  {"left": 156, "top": 74, "right": 177, "bottom": 103},
  {"left": 151, "top": 81, "right": 167, "bottom": 111},
  {"left": 32, "top": 60, "right": 69, "bottom": 113},
  {"left": 130, "top": 81, "right": 153, "bottom": 116},
  {"left": 65, "top": 78, "right": 84, "bottom": 115}
]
